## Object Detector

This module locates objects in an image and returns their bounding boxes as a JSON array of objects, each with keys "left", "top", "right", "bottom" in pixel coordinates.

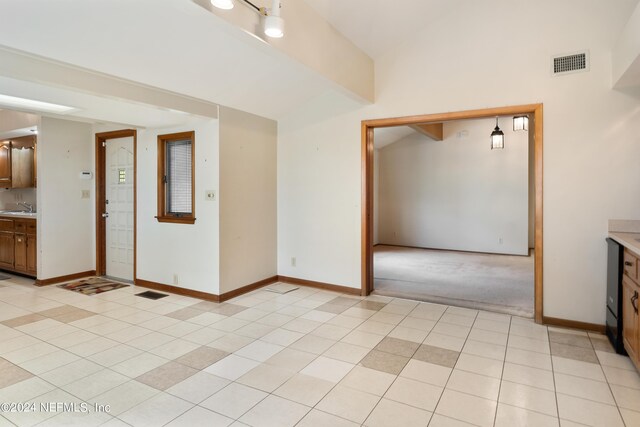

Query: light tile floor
[{"left": 0, "top": 275, "right": 639, "bottom": 426}]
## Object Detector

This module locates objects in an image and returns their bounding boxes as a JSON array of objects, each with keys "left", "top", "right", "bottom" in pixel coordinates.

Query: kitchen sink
[{"left": 0, "top": 210, "right": 36, "bottom": 215}]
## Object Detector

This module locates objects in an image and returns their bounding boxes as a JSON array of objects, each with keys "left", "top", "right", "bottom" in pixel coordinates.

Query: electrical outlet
[
  {"left": 81, "top": 190, "right": 90, "bottom": 199},
  {"left": 291, "top": 257, "right": 296, "bottom": 267},
  {"left": 205, "top": 190, "right": 216, "bottom": 201},
  {"left": 173, "top": 274, "right": 179, "bottom": 285}
]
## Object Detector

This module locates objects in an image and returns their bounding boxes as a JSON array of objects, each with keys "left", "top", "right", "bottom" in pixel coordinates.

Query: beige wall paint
[
  {"left": 219, "top": 107, "right": 277, "bottom": 294},
  {"left": 377, "top": 119, "right": 529, "bottom": 256},
  {"left": 277, "top": 0, "right": 640, "bottom": 324}
]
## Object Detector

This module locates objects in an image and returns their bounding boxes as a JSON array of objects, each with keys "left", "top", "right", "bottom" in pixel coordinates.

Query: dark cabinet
[
  {"left": 623, "top": 249, "right": 640, "bottom": 370},
  {"left": 0, "top": 136, "right": 36, "bottom": 189},
  {"left": 14, "top": 233, "right": 26, "bottom": 272},
  {"left": 0, "top": 142, "right": 11, "bottom": 187},
  {"left": 0, "top": 217, "right": 36, "bottom": 277},
  {"left": 26, "top": 234, "right": 37, "bottom": 275},
  {"left": 0, "top": 232, "right": 14, "bottom": 269}
]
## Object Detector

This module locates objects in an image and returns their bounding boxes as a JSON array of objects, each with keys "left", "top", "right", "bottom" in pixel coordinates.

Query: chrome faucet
[{"left": 17, "top": 202, "right": 34, "bottom": 213}]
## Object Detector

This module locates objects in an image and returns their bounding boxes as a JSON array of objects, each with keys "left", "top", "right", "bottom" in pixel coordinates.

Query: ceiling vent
[{"left": 551, "top": 51, "right": 589, "bottom": 75}]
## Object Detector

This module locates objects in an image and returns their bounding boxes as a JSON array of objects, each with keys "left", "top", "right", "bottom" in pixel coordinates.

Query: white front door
[{"left": 105, "top": 137, "right": 134, "bottom": 281}]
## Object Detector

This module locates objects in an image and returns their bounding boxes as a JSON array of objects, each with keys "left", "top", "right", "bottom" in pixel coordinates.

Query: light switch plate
[{"left": 205, "top": 190, "right": 216, "bottom": 201}]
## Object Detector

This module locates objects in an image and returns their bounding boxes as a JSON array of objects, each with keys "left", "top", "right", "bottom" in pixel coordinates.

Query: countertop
[
  {"left": 609, "top": 232, "right": 640, "bottom": 256},
  {"left": 0, "top": 212, "right": 37, "bottom": 220}
]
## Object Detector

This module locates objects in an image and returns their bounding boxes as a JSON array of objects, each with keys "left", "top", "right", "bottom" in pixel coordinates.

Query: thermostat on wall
[{"left": 79, "top": 171, "right": 93, "bottom": 180}]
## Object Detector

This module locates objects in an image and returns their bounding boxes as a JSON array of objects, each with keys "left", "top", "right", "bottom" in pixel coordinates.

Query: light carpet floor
[{"left": 374, "top": 245, "right": 534, "bottom": 317}]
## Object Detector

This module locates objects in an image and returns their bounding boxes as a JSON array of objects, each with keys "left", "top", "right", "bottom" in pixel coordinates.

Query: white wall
[
  {"left": 278, "top": 0, "right": 640, "bottom": 324},
  {"left": 136, "top": 118, "right": 220, "bottom": 294},
  {"left": 377, "top": 119, "right": 529, "bottom": 255},
  {"left": 219, "top": 107, "right": 277, "bottom": 294},
  {"left": 38, "top": 117, "right": 94, "bottom": 279}
]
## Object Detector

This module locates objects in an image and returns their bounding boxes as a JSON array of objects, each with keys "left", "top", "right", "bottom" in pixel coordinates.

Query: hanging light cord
[{"left": 240, "top": 0, "right": 262, "bottom": 12}]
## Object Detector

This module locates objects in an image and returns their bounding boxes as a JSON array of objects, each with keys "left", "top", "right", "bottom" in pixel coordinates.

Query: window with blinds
[{"left": 157, "top": 131, "right": 195, "bottom": 224}]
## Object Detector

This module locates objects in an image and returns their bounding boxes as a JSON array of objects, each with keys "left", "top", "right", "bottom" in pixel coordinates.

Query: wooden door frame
[
  {"left": 95, "top": 129, "right": 137, "bottom": 280},
  {"left": 361, "top": 104, "right": 544, "bottom": 323}
]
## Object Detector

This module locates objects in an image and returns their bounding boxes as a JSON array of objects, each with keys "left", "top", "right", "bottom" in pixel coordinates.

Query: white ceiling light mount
[
  {"left": 210, "top": 0, "right": 235, "bottom": 9},
  {"left": 210, "top": 0, "right": 284, "bottom": 39}
]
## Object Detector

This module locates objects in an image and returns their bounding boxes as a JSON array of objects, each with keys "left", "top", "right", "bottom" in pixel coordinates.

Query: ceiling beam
[{"left": 409, "top": 123, "right": 443, "bottom": 141}]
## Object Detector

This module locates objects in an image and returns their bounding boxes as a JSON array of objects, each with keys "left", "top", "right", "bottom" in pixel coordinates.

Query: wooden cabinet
[
  {"left": 0, "top": 136, "right": 36, "bottom": 189},
  {"left": 623, "top": 249, "right": 640, "bottom": 370},
  {"left": 0, "top": 217, "right": 36, "bottom": 277}
]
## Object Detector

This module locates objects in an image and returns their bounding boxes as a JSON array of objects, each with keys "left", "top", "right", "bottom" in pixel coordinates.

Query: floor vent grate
[{"left": 136, "top": 290, "right": 169, "bottom": 300}]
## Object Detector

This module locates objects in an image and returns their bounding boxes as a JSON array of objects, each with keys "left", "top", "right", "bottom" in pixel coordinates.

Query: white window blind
[{"left": 166, "top": 139, "right": 192, "bottom": 215}]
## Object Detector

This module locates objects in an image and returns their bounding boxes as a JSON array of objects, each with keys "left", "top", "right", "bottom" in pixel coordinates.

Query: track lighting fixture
[
  {"left": 490, "top": 117, "right": 505, "bottom": 150},
  {"left": 210, "top": 0, "right": 284, "bottom": 38}
]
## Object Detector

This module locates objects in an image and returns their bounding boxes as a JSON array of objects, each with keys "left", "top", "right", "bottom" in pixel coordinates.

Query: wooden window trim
[{"left": 157, "top": 131, "right": 196, "bottom": 224}]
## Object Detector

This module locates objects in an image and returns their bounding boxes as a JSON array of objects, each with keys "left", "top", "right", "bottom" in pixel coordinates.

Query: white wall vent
[{"left": 551, "top": 51, "right": 589, "bottom": 75}]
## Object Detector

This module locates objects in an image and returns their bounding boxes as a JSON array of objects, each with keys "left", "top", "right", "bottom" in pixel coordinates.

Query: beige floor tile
[
  {"left": 182, "top": 326, "right": 228, "bottom": 344},
  {"left": 400, "top": 359, "right": 451, "bottom": 387},
  {"left": 435, "top": 389, "right": 497, "bottom": 427},
  {"left": 237, "top": 363, "right": 295, "bottom": 392},
  {"left": 556, "top": 393, "right": 624, "bottom": 427},
  {"left": 311, "top": 323, "right": 351, "bottom": 340},
  {"left": 468, "top": 328, "right": 508, "bottom": 346},
  {"left": 455, "top": 353, "right": 503, "bottom": 378},
  {"left": 274, "top": 373, "right": 335, "bottom": 406},
  {"left": 620, "top": 408, "right": 640, "bottom": 427},
  {"left": 328, "top": 314, "right": 366, "bottom": 329},
  {"left": 166, "top": 371, "right": 230, "bottom": 404},
  {"left": 413, "top": 344, "right": 460, "bottom": 368},
  {"left": 204, "top": 354, "right": 260, "bottom": 380},
  {"left": 602, "top": 364, "right": 640, "bottom": 389},
  {"left": 495, "top": 403, "right": 559, "bottom": 427},
  {"left": 64, "top": 368, "right": 130, "bottom": 400},
  {"left": 360, "top": 349, "right": 410, "bottom": 375},
  {"left": 365, "top": 398, "right": 432, "bottom": 427},
  {"left": 356, "top": 320, "right": 396, "bottom": 336},
  {"left": 610, "top": 384, "right": 640, "bottom": 412},
  {"left": 499, "top": 380, "right": 558, "bottom": 416},
  {"left": 550, "top": 342, "right": 598, "bottom": 363},
  {"left": 549, "top": 331, "right": 592, "bottom": 349},
  {"left": 300, "top": 355, "right": 354, "bottom": 382},
  {"left": 239, "top": 395, "right": 310, "bottom": 427},
  {"left": 473, "top": 318, "right": 510, "bottom": 334},
  {"left": 388, "top": 325, "right": 429, "bottom": 343},
  {"left": 324, "top": 341, "right": 371, "bottom": 364},
  {"left": 503, "top": 362, "right": 555, "bottom": 391},
  {"left": 208, "top": 333, "right": 254, "bottom": 353},
  {"left": 119, "top": 391, "right": 193, "bottom": 426},
  {"left": 552, "top": 356, "right": 605, "bottom": 382},
  {"left": 432, "top": 322, "right": 470, "bottom": 339},
  {"left": 423, "top": 332, "right": 466, "bottom": 352},
  {"left": 428, "top": 414, "right": 477, "bottom": 426},
  {"left": 174, "top": 345, "right": 229, "bottom": 369},
  {"left": 509, "top": 335, "right": 550, "bottom": 354},
  {"left": 596, "top": 350, "right": 637, "bottom": 370},
  {"left": 234, "top": 322, "right": 275, "bottom": 339},
  {"left": 297, "top": 409, "right": 360, "bottom": 427},
  {"left": 148, "top": 339, "right": 200, "bottom": 360},
  {"left": 317, "top": 385, "right": 380, "bottom": 424},
  {"left": 260, "top": 328, "right": 304, "bottom": 346},
  {"left": 342, "top": 330, "right": 385, "bottom": 348},
  {"left": 136, "top": 361, "right": 198, "bottom": 391},
  {"left": 40, "top": 358, "right": 104, "bottom": 387},
  {"left": 384, "top": 376, "right": 443, "bottom": 411},
  {"left": 374, "top": 336, "right": 420, "bottom": 357},
  {"left": 0, "top": 376, "right": 55, "bottom": 403},
  {"left": 166, "top": 405, "right": 234, "bottom": 427},
  {"left": 3, "top": 341, "right": 58, "bottom": 364},
  {"left": 506, "top": 346, "right": 552, "bottom": 370},
  {"left": 282, "top": 317, "right": 321, "bottom": 334},
  {"left": 290, "top": 334, "right": 336, "bottom": 354},
  {"left": 90, "top": 380, "right": 159, "bottom": 416},
  {"left": 111, "top": 352, "right": 169, "bottom": 378},
  {"left": 509, "top": 323, "right": 549, "bottom": 341},
  {"left": 264, "top": 347, "right": 317, "bottom": 371},
  {"left": 88, "top": 343, "right": 143, "bottom": 367},
  {"left": 1, "top": 313, "right": 46, "bottom": 327},
  {"left": 0, "top": 358, "right": 33, "bottom": 389},
  {"left": 340, "top": 366, "right": 396, "bottom": 396},
  {"left": 554, "top": 372, "right": 615, "bottom": 404},
  {"left": 200, "top": 383, "right": 267, "bottom": 419},
  {"left": 447, "top": 369, "right": 500, "bottom": 400},
  {"left": 400, "top": 316, "right": 437, "bottom": 331}
]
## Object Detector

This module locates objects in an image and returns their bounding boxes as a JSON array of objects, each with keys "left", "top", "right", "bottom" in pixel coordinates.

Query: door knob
[{"left": 102, "top": 213, "right": 109, "bottom": 218}]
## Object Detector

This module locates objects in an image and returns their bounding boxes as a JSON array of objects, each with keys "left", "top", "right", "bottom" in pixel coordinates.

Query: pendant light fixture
[
  {"left": 490, "top": 117, "right": 505, "bottom": 150},
  {"left": 513, "top": 115, "right": 529, "bottom": 131},
  {"left": 210, "top": 0, "right": 235, "bottom": 10},
  {"left": 264, "top": 0, "right": 284, "bottom": 38}
]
